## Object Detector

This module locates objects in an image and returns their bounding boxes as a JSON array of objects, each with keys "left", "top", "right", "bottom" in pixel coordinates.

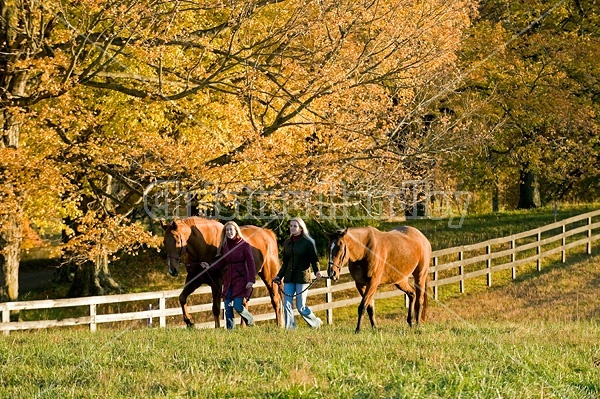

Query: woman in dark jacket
[
  {"left": 202, "top": 221, "right": 255, "bottom": 329},
  {"left": 273, "top": 217, "right": 322, "bottom": 329}
]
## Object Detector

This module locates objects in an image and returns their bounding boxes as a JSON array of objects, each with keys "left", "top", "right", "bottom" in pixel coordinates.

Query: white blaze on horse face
[{"left": 329, "top": 242, "right": 336, "bottom": 263}]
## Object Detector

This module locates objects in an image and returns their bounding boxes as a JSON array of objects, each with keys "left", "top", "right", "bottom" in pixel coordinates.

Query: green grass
[
  {"left": 0, "top": 320, "right": 597, "bottom": 399},
  {"left": 4, "top": 251, "right": 600, "bottom": 398}
]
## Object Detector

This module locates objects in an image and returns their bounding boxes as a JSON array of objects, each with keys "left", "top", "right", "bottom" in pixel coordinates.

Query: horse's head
[
  {"left": 326, "top": 228, "right": 348, "bottom": 282},
  {"left": 161, "top": 219, "right": 192, "bottom": 277}
]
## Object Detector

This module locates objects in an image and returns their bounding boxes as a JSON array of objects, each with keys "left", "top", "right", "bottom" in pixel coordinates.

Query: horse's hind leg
[
  {"left": 259, "top": 261, "right": 284, "bottom": 327},
  {"left": 413, "top": 270, "right": 428, "bottom": 325},
  {"left": 395, "top": 279, "right": 415, "bottom": 327},
  {"left": 266, "top": 280, "right": 283, "bottom": 327},
  {"left": 366, "top": 300, "right": 376, "bottom": 329}
]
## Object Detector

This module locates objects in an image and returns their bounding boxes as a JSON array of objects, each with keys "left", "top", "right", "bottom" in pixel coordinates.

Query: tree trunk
[
  {"left": 67, "top": 252, "right": 122, "bottom": 297},
  {"left": 517, "top": 169, "right": 541, "bottom": 209},
  {"left": 492, "top": 182, "right": 500, "bottom": 212},
  {"left": 0, "top": 2, "right": 31, "bottom": 300},
  {"left": 0, "top": 211, "right": 21, "bottom": 301},
  {"left": 0, "top": 108, "right": 26, "bottom": 303}
]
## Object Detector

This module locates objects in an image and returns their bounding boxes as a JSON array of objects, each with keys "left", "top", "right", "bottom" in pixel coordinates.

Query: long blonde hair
[
  {"left": 289, "top": 217, "right": 317, "bottom": 254},
  {"left": 217, "top": 221, "right": 246, "bottom": 256}
]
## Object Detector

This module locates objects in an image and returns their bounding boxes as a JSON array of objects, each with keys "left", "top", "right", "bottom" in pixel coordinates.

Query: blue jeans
[
  {"left": 282, "top": 283, "right": 322, "bottom": 330},
  {"left": 224, "top": 288, "right": 254, "bottom": 329}
]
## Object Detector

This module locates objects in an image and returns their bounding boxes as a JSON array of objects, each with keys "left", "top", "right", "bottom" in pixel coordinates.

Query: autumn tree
[
  {"left": 453, "top": 0, "right": 600, "bottom": 210},
  {"left": 2, "top": 0, "right": 480, "bottom": 298}
]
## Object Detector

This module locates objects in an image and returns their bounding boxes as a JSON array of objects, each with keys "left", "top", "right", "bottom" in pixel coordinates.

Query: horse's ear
[
  {"left": 336, "top": 228, "right": 348, "bottom": 236},
  {"left": 171, "top": 220, "right": 178, "bottom": 230},
  {"left": 159, "top": 219, "right": 168, "bottom": 230}
]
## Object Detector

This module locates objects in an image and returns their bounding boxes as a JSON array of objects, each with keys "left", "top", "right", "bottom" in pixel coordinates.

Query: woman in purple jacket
[{"left": 202, "top": 221, "right": 255, "bottom": 329}]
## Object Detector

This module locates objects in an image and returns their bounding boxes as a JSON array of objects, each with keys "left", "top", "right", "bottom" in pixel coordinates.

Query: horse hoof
[{"left": 184, "top": 320, "right": 195, "bottom": 328}]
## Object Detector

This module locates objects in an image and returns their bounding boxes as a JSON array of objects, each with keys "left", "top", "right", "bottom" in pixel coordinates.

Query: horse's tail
[
  {"left": 421, "top": 274, "right": 428, "bottom": 322},
  {"left": 420, "top": 235, "right": 432, "bottom": 322}
]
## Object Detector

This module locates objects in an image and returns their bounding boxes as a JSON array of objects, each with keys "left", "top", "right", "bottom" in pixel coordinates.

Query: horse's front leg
[
  {"left": 179, "top": 294, "right": 194, "bottom": 327},
  {"left": 406, "top": 294, "right": 415, "bottom": 327},
  {"left": 354, "top": 283, "right": 367, "bottom": 333},
  {"left": 179, "top": 283, "right": 198, "bottom": 328},
  {"left": 355, "top": 281, "right": 379, "bottom": 333},
  {"left": 180, "top": 271, "right": 207, "bottom": 328}
]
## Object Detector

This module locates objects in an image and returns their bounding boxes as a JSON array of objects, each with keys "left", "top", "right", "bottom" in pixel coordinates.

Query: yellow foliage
[{"left": 1, "top": 0, "right": 478, "bottom": 266}]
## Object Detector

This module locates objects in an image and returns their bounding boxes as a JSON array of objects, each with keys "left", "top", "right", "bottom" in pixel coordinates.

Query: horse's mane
[{"left": 178, "top": 217, "right": 220, "bottom": 227}]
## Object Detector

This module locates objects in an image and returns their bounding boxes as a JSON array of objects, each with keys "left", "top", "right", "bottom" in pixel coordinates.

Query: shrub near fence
[{"left": 2, "top": 209, "right": 599, "bottom": 334}]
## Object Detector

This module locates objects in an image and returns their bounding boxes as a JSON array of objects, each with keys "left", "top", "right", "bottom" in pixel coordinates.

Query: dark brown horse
[
  {"left": 326, "top": 226, "right": 431, "bottom": 332},
  {"left": 161, "top": 217, "right": 283, "bottom": 328}
]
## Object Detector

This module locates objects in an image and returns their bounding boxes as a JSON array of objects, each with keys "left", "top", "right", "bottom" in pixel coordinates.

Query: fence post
[
  {"left": 511, "top": 239, "right": 516, "bottom": 279},
  {"left": 562, "top": 224, "right": 566, "bottom": 263},
  {"left": 326, "top": 278, "right": 333, "bottom": 325},
  {"left": 159, "top": 294, "right": 166, "bottom": 328},
  {"left": 90, "top": 304, "right": 97, "bottom": 332},
  {"left": 588, "top": 216, "right": 593, "bottom": 255},
  {"left": 458, "top": 251, "right": 464, "bottom": 294},
  {"left": 536, "top": 230, "right": 542, "bottom": 271},
  {"left": 432, "top": 256, "right": 438, "bottom": 300},
  {"left": 2, "top": 308, "right": 9, "bottom": 336},
  {"left": 486, "top": 245, "right": 492, "bottom": 287}
]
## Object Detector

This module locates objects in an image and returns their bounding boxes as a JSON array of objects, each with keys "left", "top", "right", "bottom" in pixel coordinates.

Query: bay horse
[
  {"left": 161, "top": 217, "right": 283, "bottom": 328},
  {"left": 326, "top": 226, "right": 431, "bottom": 332}
]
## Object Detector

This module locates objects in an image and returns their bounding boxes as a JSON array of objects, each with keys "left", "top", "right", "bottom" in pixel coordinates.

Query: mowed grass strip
[{"left": 1, "top": 254, "right": 598, "bottom": 399}]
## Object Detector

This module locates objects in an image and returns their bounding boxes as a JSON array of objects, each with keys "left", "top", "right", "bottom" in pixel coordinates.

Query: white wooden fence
[{"left": 1, "top": 209, "right": 599, "bottom": 334}]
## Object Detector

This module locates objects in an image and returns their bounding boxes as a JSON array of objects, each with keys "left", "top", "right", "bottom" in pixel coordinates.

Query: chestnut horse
[
  {"left": 327, "top": 226, "right": 431, "bottom": 332},
  {"left": 161, "top": 217, "right": 283, "bottom": 328}
]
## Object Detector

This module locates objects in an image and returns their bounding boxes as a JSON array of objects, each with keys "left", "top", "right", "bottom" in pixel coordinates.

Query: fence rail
[{"left": 2, "top": 209, "right": 599, "bottom": 334}]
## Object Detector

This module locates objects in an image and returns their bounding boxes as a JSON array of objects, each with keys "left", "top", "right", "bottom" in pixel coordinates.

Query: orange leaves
[
  {"left": 2, "top": 0, "right": 481, "bottom": 268},
  {"left": 0, "top": 146, "right": 70, "bottom": 236},
  {"left": 62, "top": 210, "right": 159, "bottom": 264}
]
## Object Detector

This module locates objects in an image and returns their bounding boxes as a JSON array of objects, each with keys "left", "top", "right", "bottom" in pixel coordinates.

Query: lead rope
[{"left": 275, "top": 276, "right": 329, "bottom": 298}]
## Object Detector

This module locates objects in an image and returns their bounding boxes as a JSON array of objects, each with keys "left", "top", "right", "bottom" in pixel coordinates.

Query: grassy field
[
  {"left": 0, "top": 319, "right": 597, "bottom": 399},
  {"left": 4, "top": 204, "right": 599, "bottom": 398},
  {"left": 1, "top": 262, "right": 599, "bottom": 399}
]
